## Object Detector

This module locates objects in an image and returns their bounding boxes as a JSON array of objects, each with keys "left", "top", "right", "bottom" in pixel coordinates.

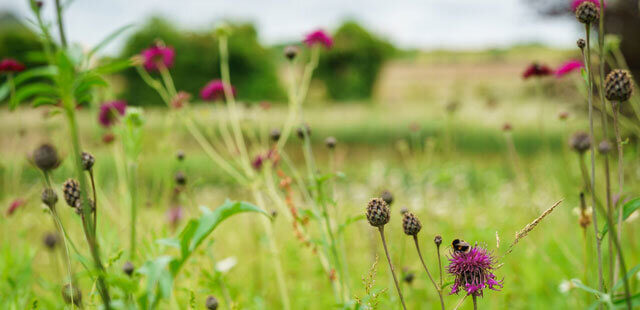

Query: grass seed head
[
  {"left": 402, "top": 212, "right": 422, "bottom": 236},
  {"left": 575, "top": 1, "right": 599, "bottom": 24},
  {"left": 604, "top": 69, "right": 633, "bottom": 102},
  {"left": 33, "top": 144, "right": 60, "bottom": 172},
  {"left": 366, "top": 198, "right": 390, "bottom": 227}
]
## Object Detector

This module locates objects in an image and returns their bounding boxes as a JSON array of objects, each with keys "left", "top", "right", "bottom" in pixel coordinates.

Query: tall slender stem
[
  {"left": 378, "top": 227, "right": 407, "bottom": 310},
  {"left": 584, "top": 25, "right": 605, "bottom": 297},
  {"left": 54, "top": 0, "right": 67, "bottom": 47},
  {"left": 611, "top": 101, "right": 625, "bottom": 284},
  {"left": 89, "top": 170, "right": 97, "bottom": 236},
  {"left": 473, "top": 295, "right": 478, "bottom": 310},
  {"left": 128, "top": 163, "right": 138, "bottom": 260},
  {"left": 413, "top": 236, "right": 445, "bottom": 310},
  {"left": 436, "top": 243, "right": 443, "bottom": 288}
]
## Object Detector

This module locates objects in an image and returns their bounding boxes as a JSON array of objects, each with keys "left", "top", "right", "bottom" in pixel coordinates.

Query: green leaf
[
  {"left": 31, "top": 96, "right": 58, "bottom": 107},
  {"left": 13, "top": 66, "right": 57, "bottom": 86},
  {"left": 613, "top": 292, "right": 640, "bottom": 307},
  {"left": 571, "top": 279, "right": 603, "bottom": 296},
  {"left": 93, "top": 58, "right": 133, "bottom": 75},
  {"left": 337, "top": 214, "right": 365, "bottom": 235},
  {"left": 0, "top": 82, "right": 9, "bottom": 102},
  {"left": 612, "top": 263, "right": 640, "bottom": 292},
  {"left": 137, "top": 256, "right": 174, "bottom": 309},
  {"left": 12, "top": 83, "right": 58, "bottom": 110},
  {"left": 601, "top": 197, "right": 640, "bottom": 235},
  {"left": 89, "top": 24, "right": 135, "bottom": 58}
]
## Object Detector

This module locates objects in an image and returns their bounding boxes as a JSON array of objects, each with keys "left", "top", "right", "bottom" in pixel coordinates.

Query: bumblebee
[{"left": 452, "top": 239, "right": 471, "bottom": 254}]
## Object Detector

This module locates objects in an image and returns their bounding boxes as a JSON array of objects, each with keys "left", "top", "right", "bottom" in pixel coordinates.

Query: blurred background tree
[
  {"left": 316, "top": 21, "right": 395, "bottom": 101},
  {"left": 119, "top": 17, "right": 285, "bottom": 106},
  {"left": 0, "top": 13, "right": 42, "bottom": 70}
]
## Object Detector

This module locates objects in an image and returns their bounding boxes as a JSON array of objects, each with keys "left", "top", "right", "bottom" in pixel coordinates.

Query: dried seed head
[
  {"left": 604, "top": 69, "right": 633, "bottom": 102},
  {"left": 380, "top": 190, "right": 393, "bottom": 206},
  {"left": 366, "top": 198, "right": 390, "bottom": 227},
  {"left": 325, "top": 136, "right": 337, "bottom": 149},
  {"left": 577, "top": 38, "right": 586, "bottom": 50},
  {"left": 176, "top": 150, "right": 185, "bottom": 161},
  {"left": 62, "top": 179, "right": 81, "bottom": 208},
  {"left": 41, "top": 188, "right": 58, "bottom": 208},
  {"left": 33, "top": 144, "right": 60, "bottom": 172},
  {"left": 569, "top": 131, "right": 591, "bottom": 154},
  {"left": 175, "top": 171, "right": 186, "bottom": 186},
  {"left": 434, "top": 235, "right": 443, "bottom": 247},
  {"left": 270, "top": 129, "right": 281, "bottom": 142},
  {"left": 61, "top": 283, "right": 82, "bottom": 306},
  {"left": 296, "top": 124, "right": 311, "bottom": 139},
  {"left": 43, "top": 232, "right": 59, "bottom": 250},
  {"left": 402, "top": 212, "right": 422, "bottom": 236},
  {"left": 81, "top": 151, "right": 95, "bottom": 171},
  {"left": 123, "top": 261, "right": 135, "bottom": 276},
  {"left": 284, "top": 45, "right": 299, "bottom": 61},
  {"left": 205, "top": 295, "right": 219, "bottom": 310},
  {"left": 575, "top": 1, "right": 599, "bottom": 24},
  {"left": 598, "top": 140, "right": 612, "bottom": 154}
]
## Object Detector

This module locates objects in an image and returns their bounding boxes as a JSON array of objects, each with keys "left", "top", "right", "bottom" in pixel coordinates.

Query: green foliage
[
  {"left": 119, "top": 18, "right": 285, "bottom": 106},
  {"left": 317, "top": 21, "right": 394, "bottom": 101},
  {"left": 0, "top": 13, "right": 42, "bottom": 68}
]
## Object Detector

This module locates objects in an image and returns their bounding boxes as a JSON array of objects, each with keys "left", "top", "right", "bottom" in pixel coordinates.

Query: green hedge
[
  {"left": 118, "top": 17, "right": 285, "bottom": 106},
  {"left": 316, "top": 21, "right": 394, "bottom": 101}
]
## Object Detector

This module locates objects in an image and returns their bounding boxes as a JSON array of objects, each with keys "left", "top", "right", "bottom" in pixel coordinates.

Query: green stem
[
  {"left": 378, "top": 227, "right": 407, "bottom": 310},
  {"left": 611, "top": 101, "right": 625, "bottom": 285},
  {"left": 89, "top": 170, "right": 97, "bottom": 236},
  {"left": 413, "top": 236, "right": 445, "bottom": 310},
  {"left": 473, "top": 295, "right": 478, "bottom": 310},
  {"left": 54, "top": 0, "right": 67, "bottom": 47},
  {"left": 128, "top": 162, "right": 138, "bottom": 260},
  {"left": 135, "top": 65, "right": 171, "bottom": 105}
]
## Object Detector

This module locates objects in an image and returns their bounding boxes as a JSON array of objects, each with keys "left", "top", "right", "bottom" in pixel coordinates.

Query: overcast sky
[{"left": 1, "top": 0, "right": 578, "bottom": 55}]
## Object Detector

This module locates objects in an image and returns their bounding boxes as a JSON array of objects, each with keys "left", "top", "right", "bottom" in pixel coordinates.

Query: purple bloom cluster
[
  {"left": 200, "top": 79, "right": 235, "bottom": 101},
  {"left": 303, "top": 30, "right": 333, "bottom": 49},
  {"left": 522, "top": 63, "right": 553, "bottom": 79},
  {"left": 0, "top": 58, "right": 25, "bottom": 73},
  {"left": 98, "top": 101, "right": 127, "bottom": 128},
  {"left": 140, "top": 44, "right": 175, "bottom": 72},
  {"left": 447, "top": 245, "right": 503, "bottom": 297}
]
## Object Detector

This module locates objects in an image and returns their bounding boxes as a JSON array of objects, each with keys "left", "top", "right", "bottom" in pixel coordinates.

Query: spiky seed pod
[
  {"left": 577, "top": 38, "right": 586, "bottom": 50},
  {"left": 604, "top": 69, "right": 634, "bottom": 102},
  {"left": 174, "top": 171, "right": 186, "bottom": 186},
  {"left": 41, "top": 188, "right": 58, "bottom": 208},
  {"left": 598, "top": 140, "right": 612, "bottom": 154},
  {"left": 296, "top": 124, "right": 311, "bottom": 139},
  {"left": 81, "top": 151, "right": 95, "bottom": 171},
  {"left": 402, "top": 212, "right": 422, "bottom": 236},
  {"left": 575, "top": 1, "right": 599, "bottom": 24},
  {"left": 366, "top": 198, "right": 390, "bottom": 227},
  {"left": 325, "top": 136, "right": 337, "bottom": 149},
  {"left": 205, "top": 295, "right": 219, "bottom": 310},
  {"left": 434, "top": 235, "right": 443, "bottom": 247},
  {"left": 33, "top": 144, "right": 60, "bottom": 172},
  {"left": 270, "top": 129, "right": 281, "bottom": 142},
  {"left": 123, "top": 261, "right": 135, "bottom": 276},
  {"left": 61, "top": 283, "right": 82, "bottom": 306},
  {"left": 380, "top": 190, "right": 393, "bottom": 206},
  {"left": 176, "top": 150, "right": 185, "bottom": 161},
  {"left": 284, "top": 45, "right": 299, "bottom": 61},
  {"left": 62, "top": 179, "right": 81, "bottom": 208},
  {"left": 569, "top": 131, "right": 591, "bottom": 154},
  {"left": 43, "top": 232, "right": 59, "bottom": 250}
]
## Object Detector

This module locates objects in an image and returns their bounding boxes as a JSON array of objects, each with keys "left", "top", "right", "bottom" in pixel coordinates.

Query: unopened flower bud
[
  {"left": 206, "top": 295, "right": 219, "bottom": 310},
  {"left": 33, "top": 144, "right": 60, "bottom": 172},
  {"left": 81, "top": 151, "right": 95, "bottom": 171}
]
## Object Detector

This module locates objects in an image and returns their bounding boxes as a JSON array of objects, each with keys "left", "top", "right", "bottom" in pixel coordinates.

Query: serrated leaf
[{"left": 602, "top": 197, "right": 640, "bottom": 235}]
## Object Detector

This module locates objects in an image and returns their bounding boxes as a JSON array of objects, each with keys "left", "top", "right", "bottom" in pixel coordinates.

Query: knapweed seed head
[
  {"left": 201, "top": 79, "right": 235, "bottom": 102},
  {"left": 123, "top": 261, "right": 135, "bottom": 276},
  {"left": 205, "top": 295, "right": 219, "bottom": 310},
  {"left": 296, "top": 124, "right": 311, "bottom": 139},
  {"left": 448, "top": 244, "right": 502, "bottom": 297},
  {"left": 402, "top": 212, "right": 422, "bottom": 236},
  {"left": 270, "top": 129, "right": 281, "bottom": 142},
  {"left": 325, "top": 136, "right": 337, "bottom": 149},
  {"left": 434, "top": 235, "right": 443, "bottom": 247},
  {"left": 575, "top": 1, "right": 599, "bottom": 24},
  {"left": 141, "top": 44, "right": 175, "bottom": 71},
  {"left": 380, "top": 190, "right": 394, "bottom": 206},
  {"left": 61, "top": 283, "right": 82, "bottom": 306},
  {"left": 98, "top": 101, "right": 127, "bottom": 128},
  {"left": 284, "top": 45, "right": 299, "bottom": 60},
  {"left": 366, "top": 198, "right": 390, "bottom": 227},
  {"left": 43, "top": 232, "right": 59, "bottom": 250},
  {"left": 604, "top": 69, "right": 633, "bottom": 102},
  {"left": 62, "top": 179, "right": 81, "bottom": 208},
  {"left": 41, "top": 188, "right": 58, "bottom": 209},
  {"left": 81, "top": 151, "right": 95, "bottom": 171},
  {"left": 33, "top": 144, "right": 60, "bottom": 172},
  {"left": 0, "top": 58, "right": 25, "bottom": 73},
  {"left": 569, "top": 131, "right": 591, "bottom": 154},
  {"left": 598, "top": 140, "right": 612, "bottom": 154},
  {"left": 577, "top": 38, "right": 586, "bottom": 50}
]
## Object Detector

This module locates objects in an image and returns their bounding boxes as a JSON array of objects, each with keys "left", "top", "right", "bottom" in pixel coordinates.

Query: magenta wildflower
[
  {"left": 522, "top": 63, "right": 553, "bottom": 79},
  {"left": 6, "top": 198, "right": 25, "bottom": 216},
  {"left": 571, "top": 0, "right": 604, "bottom": 11},
  {"left": 252, "top": 154, "right": 264, "bottom": 170},
  {"left": 447, "top": 244, "right": 503, "bottom": 297},
  {"left": 0, "top": 58, "right": 25, "bottom": 73},
  {"left": 200, "top": 79, "right": 235, "bottom": 101},
  {"left": 140, "top": 44, "right": 175, "bottom": 72},
  {"left": 98, "top": 101, "right": 127, "bottom": 128},
  {"left": 303, "top": 30, "right": 333, "bottom": 49},
  {"left": 555, "top": 60, "right": 584, "bottom": 77}
]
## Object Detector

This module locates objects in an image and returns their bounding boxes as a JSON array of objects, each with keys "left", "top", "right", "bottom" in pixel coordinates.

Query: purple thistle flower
[
  {"left": 98, "top": 101, "right": 127, "bottom": 128},
  {"left": 200, "top": 79, "right": 235, "bottom": 102},
  {"left": 571, "top": 0, "right": 604, "bottom": 11},
  {"left": 447, "top": 244, "right": 503, "bottom": 297},
  {"left": 522, "top": 63, "right": 553, "bottom": 79},
  {"left": 0, "top": 58, "right": 25, "bottom": 73},
  {"left": 555, "top": 60, "right": 584, "bottom": 77},
  {"left": 303, "top": 30, "right": 333, "bottom": 49},
  {"left": 141, "top": 44, "right": 175, "bottom": 72}
]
